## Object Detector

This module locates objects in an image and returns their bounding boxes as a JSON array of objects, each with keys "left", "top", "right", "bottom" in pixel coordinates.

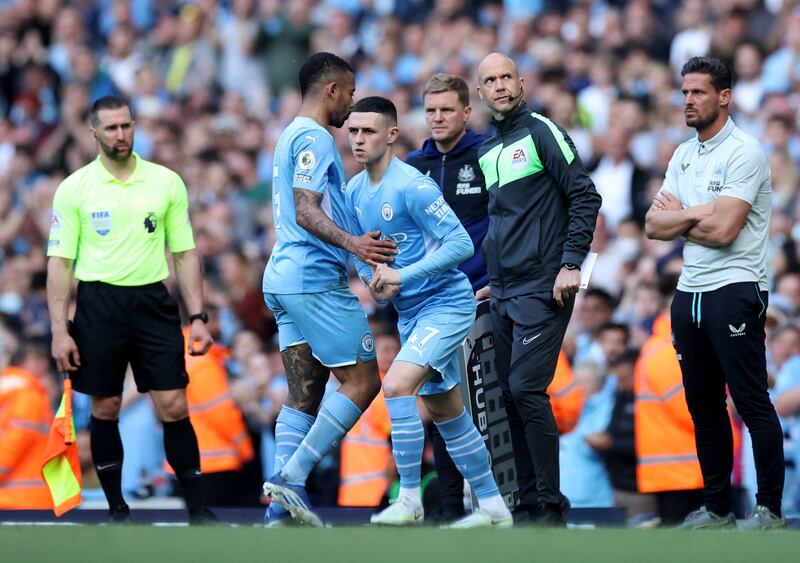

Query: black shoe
[
  {"left": 528, "top": 502, "right": 567, "bottom": 528},
  {"left": 109, "top": 503, "right": 131, "bottom": 524},
  {"left": 511, "top": 503, "right": 538, "bottom": 524},
  {"left": 189, "top": 507, "right": 222, "bottom": 526},
  {"left": 427, "top": 505, "right": 466, "bottom": 524},
  {"left": 558, "top": 495, "right": 571, "bottom": 515}
]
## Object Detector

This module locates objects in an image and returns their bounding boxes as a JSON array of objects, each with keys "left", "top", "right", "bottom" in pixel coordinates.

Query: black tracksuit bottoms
[
  {"left": 672, "top": 282, "right": 784, "bottom": 515},
  {"left": 491, "top": 291, "right": 574, "bottom": 508}
]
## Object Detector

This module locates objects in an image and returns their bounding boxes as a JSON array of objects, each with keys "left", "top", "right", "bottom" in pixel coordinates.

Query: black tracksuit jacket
[{"left": 477, "top": 102, "right": 602, "bottom": 298}]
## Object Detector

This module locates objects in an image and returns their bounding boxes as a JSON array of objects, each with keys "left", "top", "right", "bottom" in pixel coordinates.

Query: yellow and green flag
[{"left": 41, "top": 378, "right": 82, "bottom": 516}]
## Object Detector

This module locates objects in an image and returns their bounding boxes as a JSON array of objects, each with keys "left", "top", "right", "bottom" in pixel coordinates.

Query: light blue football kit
[
  {"left": 263, "top": 116, "right": 375, "bottom": 367},
  {"left": 347, "top": 158, "right": 505, "bottom": 513},
  {"left": 346, "top": 157, "right": 476, "bottom": 395},
  {"left": 261, "top": 117, "right": 373, "bottom": 524}
]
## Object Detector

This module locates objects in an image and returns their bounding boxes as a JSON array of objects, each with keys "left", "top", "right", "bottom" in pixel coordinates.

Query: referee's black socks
[
  {"left": 90, "top": 416, "right": 126, "bottom": 510},
  {"left": 163, "top": 417, "right": 207, "bottom": 511}
]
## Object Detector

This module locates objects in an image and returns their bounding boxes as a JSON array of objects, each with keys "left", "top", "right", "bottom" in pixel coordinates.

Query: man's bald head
[
  {"left": 477, "top": 52, "right": 518, "bottom": 81},
  {"left": 477, "top": 53, "right": 524, "bottom": 120}
]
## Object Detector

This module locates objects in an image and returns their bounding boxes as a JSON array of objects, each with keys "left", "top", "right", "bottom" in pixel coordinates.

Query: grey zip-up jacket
[{"left": 478, "top": 102, "right": 602, "bottom": 298}]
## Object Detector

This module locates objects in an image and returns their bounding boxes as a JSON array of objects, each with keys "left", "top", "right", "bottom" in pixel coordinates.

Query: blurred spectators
[
  {"left": 559, "top": 359, "right": 615, "bottom": 508},
  {"left": 773, "top": 324, "right": 800, "bottom": 514},
  {"left": 588, "top": 348, "right": 657, "bottom": 522},
  {"left": 634, "top": 305, "right": 704, "bottom": 526}
]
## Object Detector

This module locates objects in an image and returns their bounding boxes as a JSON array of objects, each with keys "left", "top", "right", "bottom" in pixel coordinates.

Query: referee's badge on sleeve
[
  {"left": 91, "top": 210, "right": 112, "bottom": 236},
  {"left": 50, "top": 210, "right": 63, "bottom": 233}
]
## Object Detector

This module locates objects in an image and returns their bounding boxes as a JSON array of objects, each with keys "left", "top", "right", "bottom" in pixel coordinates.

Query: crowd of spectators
[{"left": 2, "top": 0, "right": 800, "bottom": 519}]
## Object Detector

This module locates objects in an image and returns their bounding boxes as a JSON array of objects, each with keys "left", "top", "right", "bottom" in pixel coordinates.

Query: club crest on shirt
[
  {"left": 511, "top": 147, "right": 528, "bottom": 169},
  {"left": 298, "top": 150, "right": 316, "bottom": 170},
  {"left": 144, "top": 212, "right": 157, "bottom": 233},
  {"left": 458, "top": 164, "right": 476, "bottom": 182},
  {"left": 361, "top": 333, "right": 374, "bottom": 353},
  {"left": 381, "top": 202, "right": 393, "bottom": 221},
  {"left": 91, "top": 210, "right": 112, "bottom": 236}
]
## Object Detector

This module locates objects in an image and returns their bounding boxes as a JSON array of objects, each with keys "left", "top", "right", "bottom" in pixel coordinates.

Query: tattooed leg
[{"left": 281, "top": 343, "right": 330, "bottom": 415}]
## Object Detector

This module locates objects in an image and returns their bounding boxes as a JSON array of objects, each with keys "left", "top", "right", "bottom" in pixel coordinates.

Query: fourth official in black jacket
[
  {"left": 478, "top": 102, "right": 601, "bottom": 297},
  {"left": 476, "top": 52, "right": 601, "bottom": 526}
]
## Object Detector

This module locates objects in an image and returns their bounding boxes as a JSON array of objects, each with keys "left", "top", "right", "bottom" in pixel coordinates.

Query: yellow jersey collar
[{"left": 93, "top": 152, "right": 146, "bottom": 185}]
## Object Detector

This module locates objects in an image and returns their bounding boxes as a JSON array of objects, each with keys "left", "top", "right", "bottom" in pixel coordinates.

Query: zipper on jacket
[
  {"left": 440, "top": 154, "right": 446, "bottom": 195},
  {"left": 493, "top": 130, "right": 504, "bottom": 283}
]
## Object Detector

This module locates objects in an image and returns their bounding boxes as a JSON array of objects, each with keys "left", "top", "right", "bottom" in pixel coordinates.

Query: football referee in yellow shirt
[{"left": 46, "top": 95, "right": 217, "bottom": 525}]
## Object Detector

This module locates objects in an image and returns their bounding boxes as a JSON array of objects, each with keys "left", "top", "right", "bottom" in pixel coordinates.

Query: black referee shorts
[{"left": 70, "top": 281, "right": 188, "bottom": 397}]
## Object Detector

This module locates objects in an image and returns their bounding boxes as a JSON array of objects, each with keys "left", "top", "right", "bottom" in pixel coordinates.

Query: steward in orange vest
[
  {"left": 635, "top": 312, "right": 742, "bottom": 524},
  {"left": 549, "top": 349, "right": 585, "bottom": 434},
  {"left": 0, "top": 347, "right": 55, "bottom": 509},
  {"left": 169, "top": 327, "right": 254, "bottom": 477},
  {"left": 339, "top": 373, "right": 391, "bottom": 507},
  {"left": 635, "top": 313, "right": 703, "bottom": 495}
]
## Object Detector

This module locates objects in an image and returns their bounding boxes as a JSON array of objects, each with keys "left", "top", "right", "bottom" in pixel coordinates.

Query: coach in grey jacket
[{"left": 476, "top": 52, "right": 602, "bottom": 526}]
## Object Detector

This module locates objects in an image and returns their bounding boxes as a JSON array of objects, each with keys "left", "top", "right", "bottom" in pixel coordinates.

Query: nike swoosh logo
[
  {"left": 681, "top": 163, "right": 690, "bottom": 171},
  {"left": 522, "top": 333, "right": 541, "bottom": 345},
  {"left": 96, "top": 463, "right": 117, "bottom": 471}
]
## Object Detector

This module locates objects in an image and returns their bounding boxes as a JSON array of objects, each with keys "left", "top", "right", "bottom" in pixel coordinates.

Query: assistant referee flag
[{"left": 41, "top": 378, "right": 82, "bottom": 516}]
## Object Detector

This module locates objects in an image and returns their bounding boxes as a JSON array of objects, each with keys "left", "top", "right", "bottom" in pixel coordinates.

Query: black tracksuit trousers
[
  {"left": 491, "top": 291, "right": 574, "bottom": 508},
  {"left": 672, "top": 282, "right": 784, "bottom": 515}
]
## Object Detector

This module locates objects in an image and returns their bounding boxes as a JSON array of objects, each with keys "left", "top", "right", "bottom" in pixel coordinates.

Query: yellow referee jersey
[{"left": 46, "top": 153, "right": 195, "bottom": 286}]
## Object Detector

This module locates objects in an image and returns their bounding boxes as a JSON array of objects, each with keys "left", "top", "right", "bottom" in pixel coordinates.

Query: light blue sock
[
  {"left": 273, "top": 406, "right": 315, "bottom": 477},
  {"left": 435, "top": 408, "right": 499, "bottom": 499},
  {"left": 281, "top": 392, "right": 362, "bottom": 486},
  {"left": 386, "top": 395, "right": 425, "bottom": 490}
]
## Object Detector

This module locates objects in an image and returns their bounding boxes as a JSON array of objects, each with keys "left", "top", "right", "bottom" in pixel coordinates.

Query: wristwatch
[
  {"left": 189, "top": 311, "right": 209, "bottom": 324},
  {"left": 562, "top": 263, "right": 580, "bottom": 271}
]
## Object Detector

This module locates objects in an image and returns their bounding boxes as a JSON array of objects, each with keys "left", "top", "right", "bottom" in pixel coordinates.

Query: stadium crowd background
[{"left": 2, "top": 0, "right": 800, "bottom": 520}]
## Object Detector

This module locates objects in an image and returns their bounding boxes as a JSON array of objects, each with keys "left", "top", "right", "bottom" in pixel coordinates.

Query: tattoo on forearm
[
  {"left": 281, "top": 343, "right": 329, "bottom": 414},
  {"left": 294, "top": 189, "right": 352, "bottom": 251}
]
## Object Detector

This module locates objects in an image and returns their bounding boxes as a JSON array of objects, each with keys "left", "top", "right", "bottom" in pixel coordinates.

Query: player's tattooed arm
[
  {"left": 294, "top": 188, "right": 352, "bottom": 249},
  {"left": 294, "top": 188, "right": 397, "bottom": 266},
  {"left": 282, "top": 343, "right": 329, "bottom": 414}
]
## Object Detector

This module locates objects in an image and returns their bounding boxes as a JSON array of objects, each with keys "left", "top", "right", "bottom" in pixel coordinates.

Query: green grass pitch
[{"left": 0, "top": 526, "right": 796, "bottom": 563}]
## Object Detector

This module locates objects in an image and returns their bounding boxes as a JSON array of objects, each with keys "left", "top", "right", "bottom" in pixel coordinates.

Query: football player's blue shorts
[
  {"left": 264, "top": 287, "right": 376, "bottom": 367},
  {"left": 396, "top": 303, "right": 476, "bottom": 396}
]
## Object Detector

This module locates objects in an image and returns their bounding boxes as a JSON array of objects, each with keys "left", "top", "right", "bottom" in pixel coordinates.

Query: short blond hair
[{"left": 423, "top": 73, "right": 470, "bottom": 107}]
